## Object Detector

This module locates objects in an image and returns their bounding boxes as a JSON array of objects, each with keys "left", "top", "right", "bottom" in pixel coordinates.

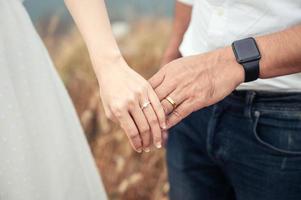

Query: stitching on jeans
[{"left": 252, "top": 111, "right": 301, "bottom": 155}]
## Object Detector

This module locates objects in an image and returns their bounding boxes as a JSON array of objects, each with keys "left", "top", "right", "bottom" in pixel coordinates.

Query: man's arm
[
  {"left": 161, "top": 1, "right": 192, "bottom": 65},
  {"left": 257, "top": 25, "right": 301, "bottom": 79},
  {"left": 150, "top": 24, "right": 301, "bottom": 128}
]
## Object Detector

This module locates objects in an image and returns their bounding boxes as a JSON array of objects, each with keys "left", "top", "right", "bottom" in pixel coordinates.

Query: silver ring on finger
[{"left": 141, "top": 101, "right": 151, "bottom": 110}]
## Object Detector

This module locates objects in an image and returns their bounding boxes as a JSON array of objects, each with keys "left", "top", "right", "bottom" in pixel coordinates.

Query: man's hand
[{"left": 149, "top": 47, "right": 244, "bottom": 128}]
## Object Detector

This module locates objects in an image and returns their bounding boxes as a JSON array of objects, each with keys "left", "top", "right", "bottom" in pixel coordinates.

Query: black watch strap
[
  {"left": 232, "top": 37, "right": 261, "bottom": 83},
  {"left": 243, "top": 60, "right": 260, "bottom": 82}
]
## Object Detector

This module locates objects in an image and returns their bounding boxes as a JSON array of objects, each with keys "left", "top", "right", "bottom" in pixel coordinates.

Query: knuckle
[
  {"left": 110, "top": 104, "right": 123, "bottom": 118},
  {"left": 126, "top": 94, "right": 136, "bottom": 103},
  {"left": 126, "top": 98, "right": 136, "bottom": 109},
  {"left": 128, "top": 130, "right": 139, "bottom": 139},
  {"left": 133, "top": 88, "right": 144, "bottom": 98},
  {"left": 173, "top": 109, "right": 182, "bottom": 119},
  {"left": 141, "top": 82, "right": 149, "bottom": 90},
  {"left": 135, "top": 85, "right": 148, "bottom": 98},
  {"left": 149, "top": 117, "right": 158, "bottom": 126},
  {"left": 140, "top": 126, "right": 150, "bottom": 135}
]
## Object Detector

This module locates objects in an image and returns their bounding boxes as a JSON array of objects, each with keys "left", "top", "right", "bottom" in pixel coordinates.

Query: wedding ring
[
  {"left": 141, "top": 101, "right": 151, "bottom": 110},
  {"left": 166, "top": 96, "right": 177, "bottom": 109}
]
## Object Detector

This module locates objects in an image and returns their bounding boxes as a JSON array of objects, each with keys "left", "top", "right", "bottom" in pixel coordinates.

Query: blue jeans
[{"left": 167, "top": 90, "right": 301, "bottom": 200}]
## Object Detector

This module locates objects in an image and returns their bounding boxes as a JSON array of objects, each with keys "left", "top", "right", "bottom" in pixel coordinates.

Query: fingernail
[
  {"left": 143, "top": 147, "right": 150, "bottom": 153},
  {"left": 161, "top": 123, "right": 167, "bottom": 130},
  {"left": 155, "top": 142, "right": 162, "bottom": 149},
  {"left": 137, "top": 148, "right": 143, "bottom": 153}
]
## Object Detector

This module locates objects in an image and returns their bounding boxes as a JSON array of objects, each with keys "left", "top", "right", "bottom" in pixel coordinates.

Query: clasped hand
[
  {"left": 149, "top": 47, "right": 244, "bottom": 129},
  {"left": 99, "top": 48, "right": 244, "bottom": 152}
]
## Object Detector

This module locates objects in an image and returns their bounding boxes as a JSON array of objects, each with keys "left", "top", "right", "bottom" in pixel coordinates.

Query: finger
[
  {"left": 148, "top": 88, "right": 167, "bottom": 130},
  {"left": 161, "top": 88, "right": 187, "bottom": 115},
  {"left": 142, "top": 102, "right": 163, "bottom": 149},
  {"left": 166, "top": 101, "right": 194, "bottom": 129},
  {"left": 154, "top": 79, "right": 176, "bottom": 101},
  {"left": 148, "top": 69, "right": 165, "bottom": 89},
  {"left": 130, "top": 103, "right": 152, "bottom": 152},
  {"left": 118, "top": 112, "right": 143, "bottom": 153}
]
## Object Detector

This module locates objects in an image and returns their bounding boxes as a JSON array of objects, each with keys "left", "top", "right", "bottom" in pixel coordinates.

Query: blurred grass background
[{"left": 34, "top": 6, "right": 173, "bottom": 199}]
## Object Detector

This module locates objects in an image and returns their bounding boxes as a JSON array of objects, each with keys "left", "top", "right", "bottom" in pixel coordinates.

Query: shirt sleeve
[{"left": 177, "top": 0, "right": 194, "bottom": 6}]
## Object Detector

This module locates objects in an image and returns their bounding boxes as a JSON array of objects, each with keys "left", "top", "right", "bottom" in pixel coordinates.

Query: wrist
[
  {"left": 162, "top": 49, "right": 181, "bottom": 62},
  {"left": 163, "top": 34, "right": 183, "bottom": 57},
  {"left": 221, "top": 47, "right": 245, "bottom": 86},
  {"left": 93, "top": 53, "right": 127, "bottom": 80}
]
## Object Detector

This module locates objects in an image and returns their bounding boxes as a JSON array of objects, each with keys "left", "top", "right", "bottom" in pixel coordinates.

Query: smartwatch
[{"left": 232, "top": 37, "right": 261, "bottom": 82}]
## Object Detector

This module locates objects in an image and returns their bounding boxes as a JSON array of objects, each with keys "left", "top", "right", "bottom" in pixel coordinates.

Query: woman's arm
[
  {"left": 64, "top": 0, "right": 120, "bottom": 73},
  {"left": 65, "top": 0, "right": 166, "bottom": 152}
]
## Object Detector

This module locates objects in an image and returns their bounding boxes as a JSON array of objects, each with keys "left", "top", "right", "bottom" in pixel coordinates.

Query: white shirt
[{"left": 178, "top": 0, "right": 301, "bottom": 91}]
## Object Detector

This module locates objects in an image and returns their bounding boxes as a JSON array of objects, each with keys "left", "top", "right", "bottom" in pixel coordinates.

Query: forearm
[
  {"left": 64, "top": 0, "right": 123, "bottom": 77},
  {"left": 256, "top": 24, "right": 301, "bottom": 79},
  {"left": 162, "top": 1, "right": 192, "bottom": 62},
  {"left": 65, "top": 0, "right": 168, "bottom": 151},
  {"left": 169, "top": 1, "right": 192, "bottom": 49}
]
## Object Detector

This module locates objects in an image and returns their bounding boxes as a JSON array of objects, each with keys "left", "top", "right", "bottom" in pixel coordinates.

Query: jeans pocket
[{"left": 252, "top": 110, "right": 301, "bottom": 155}]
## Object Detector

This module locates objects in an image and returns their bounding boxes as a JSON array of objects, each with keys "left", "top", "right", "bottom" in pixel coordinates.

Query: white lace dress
[{"left": 0, "top": 0, "right": 107, "bottom": 199}]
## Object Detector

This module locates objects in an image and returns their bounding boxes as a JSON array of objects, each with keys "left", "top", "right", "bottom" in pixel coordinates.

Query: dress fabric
[{"left": 0, "top": 0, "right": 107, "bottom": 199}]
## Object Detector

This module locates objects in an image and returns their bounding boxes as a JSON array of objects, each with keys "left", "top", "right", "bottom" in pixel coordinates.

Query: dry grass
[{"left": 39, "top": 17, "right": 172, "bottom": 200}]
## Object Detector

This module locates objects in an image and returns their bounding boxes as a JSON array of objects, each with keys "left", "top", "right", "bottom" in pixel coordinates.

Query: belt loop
[{"left": 244, "top": 91, "right": 256, "bottom": 118}]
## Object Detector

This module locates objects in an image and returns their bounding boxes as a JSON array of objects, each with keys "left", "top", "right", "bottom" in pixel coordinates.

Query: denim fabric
[{"left": 167, "top": 90, "right": 301, "bottom": 200}]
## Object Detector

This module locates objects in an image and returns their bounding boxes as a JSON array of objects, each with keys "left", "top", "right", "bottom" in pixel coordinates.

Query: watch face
[{"left": 232, "top": 37, "right": 261, "bottom": 63}]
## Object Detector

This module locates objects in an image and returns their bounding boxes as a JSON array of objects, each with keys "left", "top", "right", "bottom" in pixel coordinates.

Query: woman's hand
[
  {"left": 65, "top": 0, "right": 166, "bottom": 152},
  {"left": 96, "top": 57, "right": 166, "bottom": 153}
]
